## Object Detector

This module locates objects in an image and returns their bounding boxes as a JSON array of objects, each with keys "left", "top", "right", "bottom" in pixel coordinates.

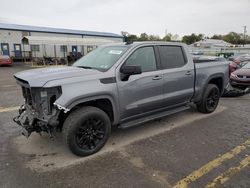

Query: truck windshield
[{"left": 73, "top": 46, "right": 128, "bottom": 71}]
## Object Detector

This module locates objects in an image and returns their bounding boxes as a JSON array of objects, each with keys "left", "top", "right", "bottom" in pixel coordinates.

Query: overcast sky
[{"left": 0, "top": 0, "right": 249, "bottom": 37}]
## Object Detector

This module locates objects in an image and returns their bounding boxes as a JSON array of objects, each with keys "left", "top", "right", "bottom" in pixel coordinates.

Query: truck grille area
[
  {"left": 22, "top": 86, "right": 33, "bottom": 105},
  {"left": 14, "top": 76, "right": 37, "bottom": 108}
]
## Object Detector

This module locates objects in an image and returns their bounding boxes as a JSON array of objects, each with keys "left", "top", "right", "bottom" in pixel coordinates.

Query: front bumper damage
[
  {"left": 13, "top": 104, "right": 62, "bottom": 138},
  {"left": 12, "top": 76, "right": 67, "bottom": 137},
  {"left": 222, "top": 83, "right": 250, "bottom": 97},
  {"left": 13, "top": 105, "right": 34, "bottom": 137}
]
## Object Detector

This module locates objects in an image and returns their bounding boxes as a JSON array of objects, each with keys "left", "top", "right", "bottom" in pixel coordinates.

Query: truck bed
[{"left": 193, "top": 60, "right": 229, "bottom": 102}]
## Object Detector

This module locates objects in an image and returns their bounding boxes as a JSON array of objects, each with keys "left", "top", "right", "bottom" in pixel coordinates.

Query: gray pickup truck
[{"left": 13, "top": 42, "right": 229, "bottom": 156}]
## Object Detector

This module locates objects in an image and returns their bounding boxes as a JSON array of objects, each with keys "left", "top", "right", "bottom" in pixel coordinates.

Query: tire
[
  {"left": 197, "top": 84, "right": 220, "bottom": 114},
  {"left": 62, "top": 106, "right": 111, "bottom": 157}
]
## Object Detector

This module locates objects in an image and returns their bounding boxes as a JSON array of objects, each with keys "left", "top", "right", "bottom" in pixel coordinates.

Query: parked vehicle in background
[
  {"left": 224, "top": 54, "right": 250, "bottom": 97},
  {"left": 229, "top": 54, "right": 250, "bottom": 74},
  {"left": 217, "top": 52, "right": 234, "bottom": 59},
  {"left": 13, "top": 42, "right": 229, "bottom": 157},
  {"left": 0, "top": 55, "right": 12, "bottom": 66},
  {"left": 233, "top": 54, "right": 250, "bottom": 64},
  {"left": 230, "top": 62, "right": 250, "bottom": 90},
  {"left": 191, "top": 50, "right": 204, "bottom": 55}
]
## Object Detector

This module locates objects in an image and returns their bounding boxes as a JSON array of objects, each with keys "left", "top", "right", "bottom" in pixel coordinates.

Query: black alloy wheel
[
  {"left": 206, "top": 87, "right": 220, "bottom": 111},
  {"left": 75, "top": 117, "right": 106, "bottom": 151},
  {"left": 63, "top": 106, "right": 111, "bottom": 156},
  {"left": 197, "top": 84, "right": 220, "bottom": 114}
]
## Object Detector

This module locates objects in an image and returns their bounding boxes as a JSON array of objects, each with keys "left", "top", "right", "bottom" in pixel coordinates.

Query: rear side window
[
  {"left": 158, "top": 46, "right": 186, "bottom": 69},
  {"left": 125, "top": 46, "right": 157, "bottom": 72}
]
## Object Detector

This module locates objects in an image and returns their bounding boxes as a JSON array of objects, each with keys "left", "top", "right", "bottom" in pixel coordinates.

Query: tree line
[{"left": 121, "top": 31, "right": 250, "bottom": 45}]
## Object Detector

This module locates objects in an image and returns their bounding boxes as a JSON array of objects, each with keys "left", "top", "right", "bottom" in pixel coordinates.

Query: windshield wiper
[{"left": 77, "top": 66, "right": 93, "bottom": 69}]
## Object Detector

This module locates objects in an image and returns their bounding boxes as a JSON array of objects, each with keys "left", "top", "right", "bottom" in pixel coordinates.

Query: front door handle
[
  {"left": 152, "top": 75, "right": 162, "bottom": 80},
  {"left": 185, "top": 71, "right": 192, "bottom": 76}
]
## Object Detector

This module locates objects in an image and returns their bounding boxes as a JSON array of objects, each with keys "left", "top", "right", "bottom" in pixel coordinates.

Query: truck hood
[{"left": 14, "top": 66, "right": 102, "bottom": 87}]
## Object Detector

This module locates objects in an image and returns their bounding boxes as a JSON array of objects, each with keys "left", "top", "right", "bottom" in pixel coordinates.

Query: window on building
[
  {"left": 60, "top": 45, "right": 67, "bottom": 53},
  {"left": 158, "top": 46, "right": 186, "bottom": 69},
  {"left": 30, "top": 45, "right": 40, "bottom": 52},
  {"left": 87, "top": 46, "right": 94, "bottom": 53},
  {"left": 124, "top": 46, "right": 157, "bottom": 72}
]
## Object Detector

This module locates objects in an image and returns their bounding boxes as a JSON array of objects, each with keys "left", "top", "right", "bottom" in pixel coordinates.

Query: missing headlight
[{"left": 41, "top": 86, "right": 62, "bottom": 115}]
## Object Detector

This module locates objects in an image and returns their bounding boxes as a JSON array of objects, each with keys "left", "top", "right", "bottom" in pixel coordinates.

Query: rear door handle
[
  {"left": 185, "top": 71, "right": 192, "bottom": 75},
  {"left": 152, "top": 75, "right": 162, "bottom": 80}
]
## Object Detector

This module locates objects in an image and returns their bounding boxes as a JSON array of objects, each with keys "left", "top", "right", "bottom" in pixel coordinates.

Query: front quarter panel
[{"left": 54, "top": 77, "right": 120, "bottom": 124}]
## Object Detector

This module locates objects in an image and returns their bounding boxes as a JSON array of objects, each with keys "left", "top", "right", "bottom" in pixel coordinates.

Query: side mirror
[
  {"left": 120, "top": 65, "right": 142, "bottom": 81},
  {"left": 120, "top": 65, "right": 142, "bottom": 75}
]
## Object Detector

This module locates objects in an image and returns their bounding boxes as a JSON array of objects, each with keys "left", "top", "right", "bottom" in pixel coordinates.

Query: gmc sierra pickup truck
[{"left": 13, "top": 42, "right": 229, "bottom": 156}]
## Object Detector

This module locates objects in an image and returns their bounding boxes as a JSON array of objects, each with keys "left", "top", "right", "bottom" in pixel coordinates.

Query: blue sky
[{"left": 0, "top": 0, "right": 249, "bottom": 37}]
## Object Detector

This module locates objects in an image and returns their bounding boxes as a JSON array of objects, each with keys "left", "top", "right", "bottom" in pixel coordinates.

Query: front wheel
[
  {"left": 197, "top": 84, "right": 220, "bottom": 114},
  {"left": 63, "top": 106, "right": 111, "bottom": 156}
]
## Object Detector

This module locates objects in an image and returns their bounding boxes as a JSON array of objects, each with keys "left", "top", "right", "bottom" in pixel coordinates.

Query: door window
[
  {"left": 1, "top": 43, "right": 10, "bottom": 56},
  {"left": 14, "top": 44, "right": 21, "bottom": 51},
  {"left": 2, "top": 45, "right": 8, "bottom": 50},
  {"left": 14, "top": 44, "right": 22, "bottom": 57},
  {"left": 158, "top": 46, "right": 186, "bottom": 69},
  {"left": 125, "top": 46, "right": 157, "bottom": 72}
]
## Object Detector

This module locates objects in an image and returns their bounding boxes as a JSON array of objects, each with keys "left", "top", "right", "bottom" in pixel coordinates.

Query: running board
[{"left": 119, "top": 106, "right": 190, "bottom": 129}]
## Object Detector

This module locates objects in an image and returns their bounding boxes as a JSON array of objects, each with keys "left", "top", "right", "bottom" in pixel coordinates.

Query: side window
[
  {"left": 158, "top": 46, "right": 186, "bottom": 69},
  {"left": 125, "top": 46, "right": 157, "bottom": 72}
]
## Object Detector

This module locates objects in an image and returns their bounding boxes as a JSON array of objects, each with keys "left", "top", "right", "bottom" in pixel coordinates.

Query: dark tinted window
[
  {"left": 125, "top": 47, "right": 157, "bottom": 72},
  {"left": 158, "top": 46, "right": 186, "bottom": 69}
]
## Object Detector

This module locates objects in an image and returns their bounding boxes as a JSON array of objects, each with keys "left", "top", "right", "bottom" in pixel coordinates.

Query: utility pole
[
  {"left": 165, "top": 29, "right": 168, "bottom": 36},
  {"left": 243, "top": 26, "right": 247, "bottom": 47}
]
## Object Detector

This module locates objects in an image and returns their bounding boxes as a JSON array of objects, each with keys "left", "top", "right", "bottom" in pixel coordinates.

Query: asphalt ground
[{"left": 0, "top": 62, "right": 249, "bottom": 188}]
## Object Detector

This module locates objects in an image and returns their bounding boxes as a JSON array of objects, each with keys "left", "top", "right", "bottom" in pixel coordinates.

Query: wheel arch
[
  {"left": 195, "top": 74, "right": 225, "bottom": 103},
  {"left": 208, "top": 76, "right": 224, "bottom": 94},
  {"left": 57, "top": 95, "right": 119, "bottom": 129}
]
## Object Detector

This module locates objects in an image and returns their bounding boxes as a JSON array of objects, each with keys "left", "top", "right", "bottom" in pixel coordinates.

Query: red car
[
  {"left": 230, "top": 62, "right": 250, "bottom": 89},
  {"left": 229, "top": 54, "right": 250, "bottom": 74},
  {"left": 0, "top": 55, "right": 12, "bottom": 66}
]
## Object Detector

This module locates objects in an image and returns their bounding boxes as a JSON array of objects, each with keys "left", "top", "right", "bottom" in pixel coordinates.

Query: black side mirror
[
  {"left": 120, "top": 65, "right": 142, "bottom": 75},
  {"left": 120, "top": 65, "right": 142, "bottom": 81},
  {"left": 120, "top": 65, "right": 141, "bottom": 81}
]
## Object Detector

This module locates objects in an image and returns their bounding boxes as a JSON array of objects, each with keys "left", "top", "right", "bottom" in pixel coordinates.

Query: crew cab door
[
  {"left": 117, "top": 46, "right": 163, "bottom": 120},
  {"left": 157, "top": 45, "right": 195, "bottom": 106}
]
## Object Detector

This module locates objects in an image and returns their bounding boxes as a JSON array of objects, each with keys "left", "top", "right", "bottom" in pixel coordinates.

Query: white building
[
  {"left": 0, "top": 23, "right": 124, "bottom": 60},
  {"left": 190, "top": 39, "right": 231, "bottom": 48}
]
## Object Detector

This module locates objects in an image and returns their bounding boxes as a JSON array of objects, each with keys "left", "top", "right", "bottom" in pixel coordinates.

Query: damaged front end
[{"left": 13, "top": 77, "right": 68, "bottom": 137}]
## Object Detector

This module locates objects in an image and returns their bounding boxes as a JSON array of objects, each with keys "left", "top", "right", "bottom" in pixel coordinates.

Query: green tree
[
  {"left": 171, "top": 34, "right": 180, "bottom": 41},
  {"left": 181, "top": 33, "right": 204, "bottom": 45},
  {"left": 138, "top": 33, "right": 149, "bottom": 41},
  {"left": 121, "top": 31, "right": 138, "bottom": 42},
  {"left": 163, "top": 33, "right": 172, "bottom": 41},
  {"left": 210, "top": 34, "right": 223, "bottom": 40},
  {"left": 127, "top": 34, "right": 138, "bottom": 42},
  {"left": 222, "top": 32, "right": 241, "bottom": 44},
  {"left": 148, "top": 34, "right": 161, "bottom": 41}
]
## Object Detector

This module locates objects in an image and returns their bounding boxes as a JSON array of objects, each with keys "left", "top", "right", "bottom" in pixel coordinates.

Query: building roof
[
  {"left": 191, "top": 39, "right": 231, "bottom": 48},
  {"left": 22, "top": 36, "right": 118, "bottom": 45},
  {"left": 0, "top": 23, "right": 123, "bottom": 38}
]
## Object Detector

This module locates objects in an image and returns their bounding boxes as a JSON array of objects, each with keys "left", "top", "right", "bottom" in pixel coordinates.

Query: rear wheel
[
  {"left": 197, "top": 84, "right": 220, "bottom": 114},
  {"left": 63, "top": 106, "right": 111, "bottom": 156}
]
